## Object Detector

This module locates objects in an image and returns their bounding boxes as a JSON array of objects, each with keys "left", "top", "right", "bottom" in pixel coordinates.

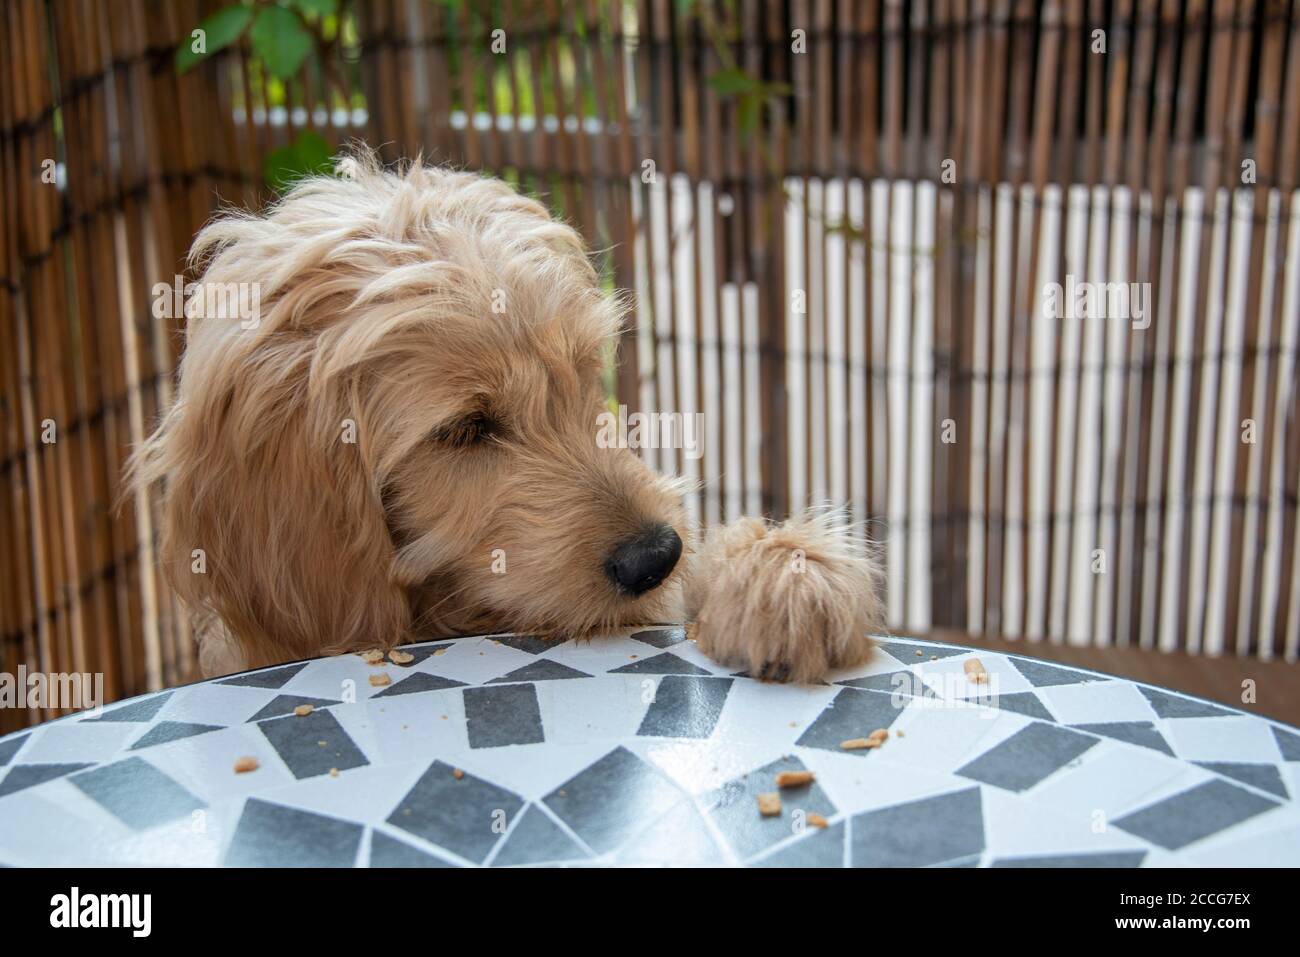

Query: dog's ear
[{"left": 130, "top": 328, "right": 410, "bottom": 671}]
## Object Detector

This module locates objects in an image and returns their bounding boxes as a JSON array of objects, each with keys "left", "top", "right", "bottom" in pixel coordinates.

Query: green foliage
[
  {"left": 175, "top": 5, "right": 254, "bottom": 74},
  {"left": 249, "top": 5, "right": 313, "bottom": 78},
  {"left": 264, "top": 130, "right": 334, "bottom": 194},
  {"left": 176, "top": 1, "right": 344, "bottom": 193}
]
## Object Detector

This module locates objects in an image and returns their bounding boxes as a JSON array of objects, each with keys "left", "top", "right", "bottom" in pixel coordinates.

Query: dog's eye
[{"left": 429, "top": 412, "right": 501, "bottom": 449}]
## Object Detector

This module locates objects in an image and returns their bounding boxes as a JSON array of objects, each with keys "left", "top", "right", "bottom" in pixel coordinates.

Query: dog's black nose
[{"left": 605, "top": 524, "right": 682, "bottom": 596}]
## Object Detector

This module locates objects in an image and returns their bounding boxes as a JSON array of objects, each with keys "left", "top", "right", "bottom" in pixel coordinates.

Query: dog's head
[{"left": 131, "top": 154, "right": 686, "bottom": 668}]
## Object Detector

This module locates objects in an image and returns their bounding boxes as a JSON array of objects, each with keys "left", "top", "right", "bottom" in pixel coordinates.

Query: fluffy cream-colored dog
[{"left": 129, "top": 152, "right": 883, "bottom": 682}]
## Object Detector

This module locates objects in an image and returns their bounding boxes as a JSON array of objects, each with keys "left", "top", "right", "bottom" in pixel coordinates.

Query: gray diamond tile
[
  {"left": 608, "top": 652, "right": 713, "bottom": 676},
  {"left": 372, "top": 671, "right": 466, "bottom": 698},
  {"left": 1009, "top": 658, "right": 1097, "bottom": 688},
  {"left": 492, "top": 804, "right": 589, "bottom": 866},
  {"left": 702, "top": 755, "right": 836, "bottom": 861},
  {"left": 1073, "top": 721, "right": 1174, "bottom": 755},
  {"left": 991, "top": 850, "right": 1147, "bottom": 867},
  {"left": 1114, "top": 779, "right": 1279, "bottom": 850},
  {"left": 0, "top": 762, "right": 93, "bottom": 797},
  {"left": 388, "top": 760, "right": 525, "bottom": 864},
  {"left": 369, "top": 830, "right": 457, "bottom": 867},
  {"left": 876, "top": 641, "right": 970, "bottom": 662},
  {"left": 630, "top": 628, "right": 688, "bottom": 648},
  {"left": 225, "top": 799, "right": 362, "bottom": 866},
  {"left": 128, "top": 721, "right": 224, "bottom": 751},
  {"left": 257, "top": 708, "right": 368, "bottom": 779},
  {"left": 488, "top": 660, "right": 592, "bottom": 683},
  {"left": 755, "top": 821, "right": 846, "bottom": 867},
  {"left": 963, "top": 691, "right": 1055, "bottom": 722},
  {"left": 492, "top": 635, "right": 562, "bottom": 655},
  {"left": 464, "top": 684, "right": 544, "bottom": 748},
  {"left": 543, "top": 747, "right": 682, "bottom": 855},
  {"left": 849, "top": 787, "right": 985, "bottom": 867},
  {"left": 837, "top": 670, "right": 938, "bottom": 697},
  {"left": 217, "top": 663, "right": 308, "bottom": 689},
  {"left": 1271, "top": 726, "right": 1300, "bottom": 761},
  {"left": 0, "top": 733, "right": 29, "bottom": 768},
  {"left": 795, "top": 688, "right": 908, "bottom": 753},
  {"left": 245, "top": 694, "right": 341, "bottom": 723},
  {"left": 80, "top": 691, "right": 172, "bottom": 723},
  {"left": 369, "top": 832, "right": 460, "bottom": 868},
  {"left": 1139, "top": 687, "right": 1235, "bottom": 719},
  {"left": 1194, "top": 761, "right": 1288, "bottom": 799},
  {"left": 637, "top": 676, "right": 733, "bottom": 738},
  {"left": 69, "top": 757, "right": 205, "bottom": 830},
  {"left": 957, "top": 722, "right": 1099, "bottom": 792}
]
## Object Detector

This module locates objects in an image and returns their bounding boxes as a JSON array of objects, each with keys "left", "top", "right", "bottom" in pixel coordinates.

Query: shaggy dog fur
[{"left": 129, "top": 152, "right": 884, "bottom": 683}]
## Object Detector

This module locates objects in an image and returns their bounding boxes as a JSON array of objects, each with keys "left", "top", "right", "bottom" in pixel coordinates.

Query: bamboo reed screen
[{"left": 2, "top": 0, "right": 1299, "bottom": 729}]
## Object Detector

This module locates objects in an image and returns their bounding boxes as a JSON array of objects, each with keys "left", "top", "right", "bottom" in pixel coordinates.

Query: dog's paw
[{"left": 685, "top": 513, "right": 884, "bottom": 683}]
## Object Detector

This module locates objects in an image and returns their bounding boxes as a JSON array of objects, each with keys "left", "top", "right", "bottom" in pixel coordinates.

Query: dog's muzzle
[{"left": 605, "top": 523, "right": 682, "bottom": 596}]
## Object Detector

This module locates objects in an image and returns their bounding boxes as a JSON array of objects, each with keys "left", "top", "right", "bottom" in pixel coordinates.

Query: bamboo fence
[{"left": 2, "top": 0, "right": 1299, "bottom": 729}]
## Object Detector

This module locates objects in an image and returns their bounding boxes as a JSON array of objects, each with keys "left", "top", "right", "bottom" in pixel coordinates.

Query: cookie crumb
[
  {"left": 915, "top": 650, "right": 924, "bottom": 657},
  {"left": 293, "top": 704, "right": 314, "bottom": 717},
  {"left": 360, "top": 649, "right": 385, "bottom": 665},
  {"left": 868, "top": 728, "right": 889, "bottom": 743},
  {"left": 369, "top": 673, "right": 391, "bottom": 687},
  {"left": 964, "top": 658, "right": 988, "bottom": 684},
  {"left": 452, "top": 768, "right": 464, "bottom": 780},
  {"left": 776, "top": 770, "right": 815, "bottom": 788},
  {"left": 329, "top": 767, "right": 339, "bottom": 778},
  {"left": 233, "top": 756, "right": 259, "bottom": 774},
  {"left": 388, "top": 649, "right": 415, "bottom": 665},
  {"left": 433, "top": 648, "right": 447, "bottom": 656},
  {"left": 895, "top": 729, "right": 906, "bottom": 738},
  {"left": 841, "top": 737, "right": 882, "bottom": 750},
  {"left": 807, "top": 813, "right": 829, "bottom": 829},
  {"left": 757, "top": 792, "right": 782, "bottom": 817}
]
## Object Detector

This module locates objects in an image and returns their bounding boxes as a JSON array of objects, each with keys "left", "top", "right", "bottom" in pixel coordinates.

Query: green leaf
[
  {"left": 737, "top": 93, "right": 761, "bottom": 135},
  {"left": 708, "top": 67, "right": 758, "bottom": 96},
  {"left": 176, "top": 5, "right": 254, "bottom": 74},
  {"left": 264, "top": 131, "right": 335, "bottom": 194},
  {"left": 291, "top": 0, "right": 338, "bottom": 15},
  {"left": 250, "top": 5, "right": 313, "bottom": 79}
]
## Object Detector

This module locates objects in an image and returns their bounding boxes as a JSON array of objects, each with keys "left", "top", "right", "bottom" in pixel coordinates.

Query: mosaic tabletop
[{"left": 1, "top": 630, "right": 1298, "bottom": 867}]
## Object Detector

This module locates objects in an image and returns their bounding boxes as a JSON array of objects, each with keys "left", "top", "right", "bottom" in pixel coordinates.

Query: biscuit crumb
[
  {"left": 776, "top": 770, "right": 815, "bottom": 788},
  {"left": 369, "top": 673, "right": 391, "bottom": 687},
  {"left": 807, "top": 813, "right": 829, "bottom": 829},
  {"left": 360, "top": 649, "right": 385, "bottom": 665},
  {"left": 388, "top": 649, "right": 415, "bottom": 665},
  {"left": 293, "top": 704, "right": 314, "bottom": 717},
  {"left": 452, "top": 768, "right": 464, "bottom": 780},
  {"left": 329, "top": 768, "right": 339, "bottom": 778},
  {"left": 757, "top": 792, "right": 782, "bottom": 817},
  {"left": 868, "top": 728, "right": 889, "bottom": 742},
  {"left": 841, "top": 737, "right": 882, "bottom": 750},
  {"left": 895, "top": 729, "right": 906, "bottom": 738},
  {"left": 963, "top": 658, "right": 988, "bottom": 684},
  {"left": 915, "top": 650, "right": 924, "bottom": 657},
  {"left": 433, "top": 648, "right": 447, "bottom": 656},
  {"left": 233, "top": 756, "right": 259, "bottom": 774}
]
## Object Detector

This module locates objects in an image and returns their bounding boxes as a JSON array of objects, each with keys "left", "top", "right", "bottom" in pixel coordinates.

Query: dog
[{"left": 128, "top": 151, "right": 884, "bottom": 683}]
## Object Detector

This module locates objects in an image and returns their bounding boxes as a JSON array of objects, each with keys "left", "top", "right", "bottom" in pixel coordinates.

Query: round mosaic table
[{"left": 1, "top": 630, "right": 1298, "bottom": 867}]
